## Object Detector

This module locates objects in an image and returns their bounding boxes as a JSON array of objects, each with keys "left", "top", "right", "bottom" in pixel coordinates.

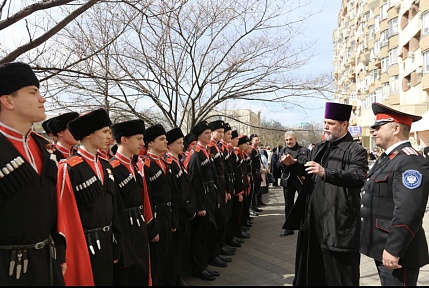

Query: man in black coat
[
  {"left": 281, "top": 102, "right": 368, "bottom": 286},
  {"left": 277, "top": 131, "right": 309, "bottom": 237},
  {"left": 360, "top": 103, "right": 429, "bottom": 286},
  {"left": 0, "top": 62, "right": 65, "bottom": 286}
]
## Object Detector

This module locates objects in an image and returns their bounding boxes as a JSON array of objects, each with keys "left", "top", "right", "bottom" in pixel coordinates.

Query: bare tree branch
[
  {"left": 0, "top": 0, "right": 100, "bottom": 64},
  {"left": 0, "top": 0, "right": 75, "bottom": 30}
]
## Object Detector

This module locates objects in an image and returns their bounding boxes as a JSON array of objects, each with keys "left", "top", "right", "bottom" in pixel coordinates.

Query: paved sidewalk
[{"left": 184, "top": 186, "right": 429, "bottom": 286}]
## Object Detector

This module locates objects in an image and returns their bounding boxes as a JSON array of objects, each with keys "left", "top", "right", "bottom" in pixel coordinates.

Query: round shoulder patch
[{"left": 402, "top": 170, "right": 422, "bottom": 190}]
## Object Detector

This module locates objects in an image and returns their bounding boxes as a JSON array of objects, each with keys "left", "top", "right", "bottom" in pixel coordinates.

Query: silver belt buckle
[
  {"left": 34, "top": 242, "right": 45, "bottom": 249},
  {"left": 102, "top": 226, "right": 110, "bottom": 232}
]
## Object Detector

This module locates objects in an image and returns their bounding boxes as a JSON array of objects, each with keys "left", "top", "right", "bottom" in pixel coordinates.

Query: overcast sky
[{"left": 252, "top": 0, "right": 342, "bottom": 127}]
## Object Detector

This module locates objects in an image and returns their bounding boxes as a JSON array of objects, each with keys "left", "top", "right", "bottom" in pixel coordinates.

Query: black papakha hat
[
  {"left": 42, "top": 119, "right": 52, "bottom": 135},
  {"left": 223, "top": 122, "right": 232, "bottom": 133},
  {"left": 324, "top": 102, "right": 353, "bottom": 122},
  {"left": 208, "top": 120, "right": 225, "bottom": 131},
  {"left": 191, "top": 120, "right": 210, "bottom": 137},
  {"left": 184, "top": 133, "right": 197, "bottom": 150},
  {"left": 0, "top": 62, "right": 40, "bottom": 96},
  {"left": 249, "top": 134, "right": 258, "bottom": 142},
  {"left": 167, "top": 127, "right": 184, "bottom": 145},
  {"left": 231, "top": 130, "right": 239, "bottom": 139},
  {"left": 145, "top": 124, "right": 166, "bottom": 143},
  {"left": 48, "top": 112, "right": 79, "bottom": 136},
  {"left": 68, "top": 108, "right": 112, "bottom": 141},
  {"left": 238, "top": 135, "right": 249, "bottom": 145},
  {"left": 111, "top": 119, "right": 146, "bottom": 141}
]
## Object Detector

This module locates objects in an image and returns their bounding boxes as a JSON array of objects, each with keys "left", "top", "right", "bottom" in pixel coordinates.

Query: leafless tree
[
  {"left": 0, "top": 0, "right": 102, "bottom": 64},
  {"left": 25, "top": 0, "right": 332, "bottom": 132}
]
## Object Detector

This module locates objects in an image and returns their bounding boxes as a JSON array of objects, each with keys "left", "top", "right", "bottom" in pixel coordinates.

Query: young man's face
[
  {"left": 198, "top": 129, "right": 212, "bottom": 145},
  {"left": 150, "top": 134, "right": 168, "bottom": 154},
  {"left": 251, "top": 136, "right": 259, "bottom": 147},
  {"left": 231, "top": 137, "right": 239, "bottom": 147},
  {"left": 187, "top": 140, "right": 197, "bottom": 152},
  {"left": 1, "top": 86, "right": 46, "bottom": 123},
  {"left": 90, "top": 126, "right": 112, "bottom": 150},
  {"left": 211, "top": 128, "right": 224, "bottom": 142},
  {"left": 123, "top": 134, "right": 145, "bottom": 155},
  {"left": 223, "top": 130, "right": 232, "bottom": 142},
  {"left": 168, "top": 138, "right": 184, "bottom": 155}
]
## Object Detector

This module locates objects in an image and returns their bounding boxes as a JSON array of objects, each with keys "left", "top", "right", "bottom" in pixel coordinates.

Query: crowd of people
[
  {"left": 0, "top": 62, "right": 274, "bottom": 286},
  {"left": 2, "top": 61, "right": 429, "bottom": 287}
]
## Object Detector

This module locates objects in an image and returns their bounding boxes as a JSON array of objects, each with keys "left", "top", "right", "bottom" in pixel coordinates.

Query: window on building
[
  {"left": 371, "top": 69, "right": 379, "bottom": 82},
  {"left": 380, "top": 4, "right": 388, "bottom": 21},
  {"left": 374, "top": 40, "right": 380, "bottom": 55},
  {"left": 369, "top": 25, "right": 375, "bottom": 39},
  {"left": 380, "top": 31, "right": 388, "bottom": 47},
  {"left": 423, "top": 11, "right": 429, "bottom": 35},
  {"left": 381, "top": 57, "right": 389, "bottom": 73},
  {"left": 388, "top": 17, "right": 398, "bottom": 37},
  {"left": 423, "top": 50, "right": 429, "bottom": 73},
  {"left": 381, "top": 82, "right": 390, "bottom": 100},
  {"left": 389, "top": 48, "right": 398, "bottom": 65},
  {"left": 375, "top": 15, "right": 380, "bottom": 31},
  {"left": 389, "top": 75, "right": 399, "bottom": 93}
]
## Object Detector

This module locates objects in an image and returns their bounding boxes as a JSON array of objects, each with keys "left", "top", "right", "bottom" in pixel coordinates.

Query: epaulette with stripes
[
  {"left": 110, "top": 159, "right": 121, "bottom": 168},
  {"left": 31, "top": 130, "right": 52, "bottom": 143},
  {"left": 66, "top": 156, "right": 84, "bottom": 167},
  {"left": 402, "top": 147, "right": 419, "bottom": 156},
  {"left": 195, "top": 146, "right": 201, "bottom": 152}
]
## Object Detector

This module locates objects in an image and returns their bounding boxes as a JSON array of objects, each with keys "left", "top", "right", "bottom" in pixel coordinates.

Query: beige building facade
[{"left": 333, "top": 0, "right": 429, "bottom": 148}]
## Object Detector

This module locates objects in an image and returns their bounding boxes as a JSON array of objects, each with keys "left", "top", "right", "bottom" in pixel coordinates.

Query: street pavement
[{"left": 183, "top": 186, "right": 429, "bottom": 286}]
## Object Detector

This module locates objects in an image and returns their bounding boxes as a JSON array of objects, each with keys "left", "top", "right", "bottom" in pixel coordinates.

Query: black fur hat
[
  {"left": 42, "top": 119, "right": 52, "bottom": 135},
  {"left": 223, "top": 122, "right": 232, "bottom": 133},
  {"left": 231, "top": 130, "right": 239, "bottom": 139},
  {"left": 145, "top": 124, "right": 166, "bottom": 143},
  {"left": 166, "top": 127, "right": 184, "bottom": 145},
  {"left": 48, "top": 112, "right": 79, "bottom": 136},
  {"left": 111, "top": 119, "right": 146, "bottom": 141},
  {"left": 184, "top": 133, "right": 197, "bottom": 150},
  {"left": 0, "top": 62, "right": 40, "bottom": 96},
  {"left": 238, "top": 135, "right": 249, "bottom": 146},
  {"left": 191, "top": 120, "right": 210, "bottom": 137},
  {"left": 67, "top": 108, "right": 112, "bottom": 141},
  {"left": 208, "top": 120, "right": 225, "bottom": 131}
]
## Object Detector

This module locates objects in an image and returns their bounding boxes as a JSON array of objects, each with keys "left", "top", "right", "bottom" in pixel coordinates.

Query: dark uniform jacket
[
  {"left": 110, "top": 154, "right": 150, "bottom": 285},
  {"left": 64, "top": 151, "right": 124, "bottom": 286},
  {"left": 360, "top": 142, "right": 429, "bottom": 268},
  {"left": 277, "top": 143, "right": 309, "bottom": 190},
  {"left": 0, "top": 132, "right": 64, "bottom": 286},
  {"left": 143, "top": 153, "right": 175, "bottom": 285}
]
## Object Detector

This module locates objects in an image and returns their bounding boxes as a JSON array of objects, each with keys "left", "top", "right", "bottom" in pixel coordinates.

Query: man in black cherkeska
[
  {"left": 166, "top": 127, "right": 196, "bottom": 286},
  {"left": 185, "top": 121, "right": 219, "bottom": 281},
  {"left": 110, "top": 119, "right": 153, "bottom": 286},
  {"left": 142, "top": 124, "right": 176, "bottom": 286},
  {"left": 0, "top": 62, "right": 65, "bottom": 286}
]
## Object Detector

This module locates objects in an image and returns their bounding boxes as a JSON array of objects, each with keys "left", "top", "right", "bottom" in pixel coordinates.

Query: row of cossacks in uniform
[{"left": 0, "top": 62, "right": 264, "bottom": 287}]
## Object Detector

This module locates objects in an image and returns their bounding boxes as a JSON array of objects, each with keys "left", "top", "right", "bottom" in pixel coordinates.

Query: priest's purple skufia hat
[{"left": 324, "top": 102, "right": 353, "bottom": 121}]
